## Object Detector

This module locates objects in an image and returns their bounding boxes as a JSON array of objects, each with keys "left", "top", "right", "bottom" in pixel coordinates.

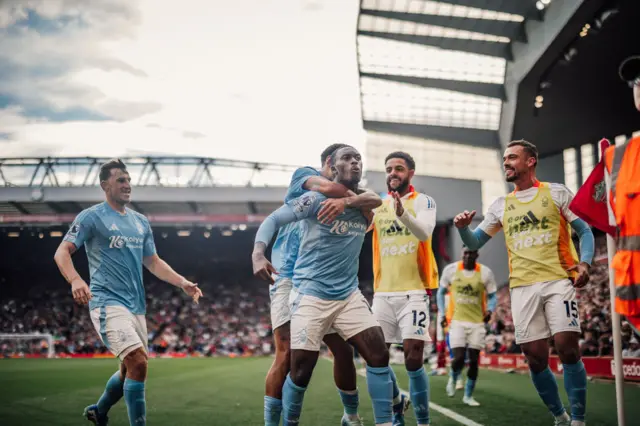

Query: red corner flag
[{"left": 569, "top": 139, "right": 616, "bottom": 236}]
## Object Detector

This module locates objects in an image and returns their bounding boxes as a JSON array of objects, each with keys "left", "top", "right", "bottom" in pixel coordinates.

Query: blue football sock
[
  {"left": 563, "top": 361, "right": 587, "bottom": 422},
  {"left": 282, "top": 375, "right": 307, "bottom": 425},
  {"left": 450, "top": 367, "right": 460, "bottom": 383},
  {"left": 123, "top": 378, "right": 146, "bottom": 425},
  {"left": 264, "top": 396, "right": 282, "bottom": 426},
  {"left": 388, "top": 367, "right": 401, "bottom": 404},
  {"left": 366, "top": 365, "right": 393, "bottom": 424},
  {"left": 97, "top": 371, "right": 124, "bottom": 416},
  {"left": 338, "top": 388, "right": 359, "bottom": 416},
  {"left": 464, "top": 378, "right": 476, "bottom": 398},
  {"left": 530, "top": 367, "right": 566, "bottom": 417},
  {"left": 408, "top": 367, "right": 430, "bottom": 425}
]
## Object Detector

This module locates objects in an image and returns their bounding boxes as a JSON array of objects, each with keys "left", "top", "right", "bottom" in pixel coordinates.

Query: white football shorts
[
  {"left": 511, "top": 279, "right": 581, "bottom": 344},
  {"left": 289, "top": 288, "right": 379, "bottom": 351},
  {"left": 90, "top": 305, "right": 148, "bottom": 360},
  {"left": 270, "top": 278, "right": 293, "bottom": 331},
  {"left": 448, "top": 320, "right": 486, "bottom": 350},
  {"left": 372, "top": 292, "right": 431, "bottom": 344}
]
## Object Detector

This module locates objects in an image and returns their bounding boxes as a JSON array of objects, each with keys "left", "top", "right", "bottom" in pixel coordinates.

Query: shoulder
[
  {"left": 548, "top": 182, "right": 574, "bottom": 197},
  {"left": 414, "top": 192, "right": 436, "bottom": 209},
  {"left": 487, "top": 195, "right": 506, "bottom": 216},
  {"left": 290, "top": 191, "right": 325, "bottom": 210},
  {"left": 292, "top": 166, "right": 320, "bottom": 179},
  {"left": 129, "top": 208, "right": 151, "bottom": 226},
  {"left": 442, "top": 263, "right": 458, "bottom": 276},
  {"left": 76, "top": 204, "right": 102, "bottom": 222},
  {"left": 479, "top": 263, "right": 494, "bottom": 275}
]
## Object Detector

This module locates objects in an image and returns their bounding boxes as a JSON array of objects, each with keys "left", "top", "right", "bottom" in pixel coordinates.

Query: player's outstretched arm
[
  {"left": 143, "top": 254, "right": 203, "bottom": 303},
  {"left": 567, "top": 218, "right": 595, "bottom": 288},
  {"left": 304, "top": 175, "right": 352, "bottom": 199},
  {"left": 252, "top": 203, "right": 303, "bottom": 282},
  {"left": 453, "top": 210, "right": 492, "bottom": 250},
  {"left": 317, "top": 188, "right": 382, "bottom": 224},
  {"left": 54, "top": 241, "right": 92, "bottom": 305}
]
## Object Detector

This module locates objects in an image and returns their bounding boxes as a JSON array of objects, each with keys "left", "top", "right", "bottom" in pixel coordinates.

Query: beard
[
  {"left": 505, "top": 169, "right": 518, "bottom": 182},
  {"left": 387, "top": 177, "right": 409, "bottom": 194}
]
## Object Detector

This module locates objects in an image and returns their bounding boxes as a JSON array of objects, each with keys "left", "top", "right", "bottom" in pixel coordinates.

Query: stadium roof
[{"left": 356, "top": 0, "right": 547, "bottom": 148}]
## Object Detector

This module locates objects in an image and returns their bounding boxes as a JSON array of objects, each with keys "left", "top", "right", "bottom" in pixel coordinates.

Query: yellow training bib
[
  {"left": 372, "top": 192, "right": 439, "bottom": 293},
  {"left": 447, "top": 262, "right": 486, "bottom": 324},
  {"left": 503, "top": 182, "right": 578, "bottom": 288}
]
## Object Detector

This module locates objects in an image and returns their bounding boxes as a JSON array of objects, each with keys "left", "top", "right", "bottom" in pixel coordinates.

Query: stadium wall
[{"left": 537, "top": 152, "right": 565, "bottom": 185}]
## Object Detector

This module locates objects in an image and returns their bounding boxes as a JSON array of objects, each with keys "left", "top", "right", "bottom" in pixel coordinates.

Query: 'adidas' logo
[
  {"left": 414, "top": 328, "right": 424, "bottom": 336},
  {"left": 110, "top": 224, "right": 119, "bottom": 231},
  {"left": 519, "top": 211, "right": 540, "bottom": 227},
  {"left": 569, "top": 318, "right": 579, "bottom": 327}
]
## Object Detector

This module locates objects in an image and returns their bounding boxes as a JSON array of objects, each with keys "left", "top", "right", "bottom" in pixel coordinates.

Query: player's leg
[
  {"left": 462, "top": 324, "right": 485, "bottom": 406},
  {"left": 282, "top": 293, "right": 333, "bottom": 424},
  {"left": 86, "top": 308, "right": 129, "bottom": 425},
  {"left": 122, "top": 347, "right": 148, "bottom": 426},
  {"left": 446, "top": 321, "right": 466, "bottom": 398},
  {"left": 337, "top": 291, "right": 393, "bottom": 426},
  {"left": 264, "top": 279, "right": 293, "bottom": 426},
  {"left": 323, "top": 333, "right": 363, "bottom": 424},
  {"left": 372, "top": 295, "right": 409, "bottom": 424},
  {"left": 264, "top": 323, "right": 291, "bottom": 425},
  {"left": 463, "top": 348, "right": 481, "bottom": 406},
  {"left": 513, "top": 284, "right": 570, "bottom": 423},
  {"left": 397, "top": 294, "right": 431, "bottom": 426},
  {"left": 546, "top": 280, "right": 587, "bottom": 425}
]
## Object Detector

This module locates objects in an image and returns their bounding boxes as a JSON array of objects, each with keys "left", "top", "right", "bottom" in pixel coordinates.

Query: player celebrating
[
  {"left": 453, "top": 140, "right": 594, "bottom": 426},
  {"left": 253, "top": 146, "right": 394, "bottom": 426},
  {"left": 262, "top": 143, "right": 380, "bottom": 426},
  {"left": 53, "top": 159, "right": 202, "bottom": 426},
  {"left": 437, "top": 247, "right": 497, "bottom": 406},
  {"left": 369, "top": 151, "right": 437, "bottom": 426}
]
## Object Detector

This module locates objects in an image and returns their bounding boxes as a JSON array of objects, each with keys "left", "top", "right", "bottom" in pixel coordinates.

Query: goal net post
[{"left": 0, "top": 333, "right": 55, "bottom": 358}]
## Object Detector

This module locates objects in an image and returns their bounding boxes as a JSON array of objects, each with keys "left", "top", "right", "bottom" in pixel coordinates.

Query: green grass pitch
[{"left": 0, "top": 357, "right": 638, "bottom": 425}]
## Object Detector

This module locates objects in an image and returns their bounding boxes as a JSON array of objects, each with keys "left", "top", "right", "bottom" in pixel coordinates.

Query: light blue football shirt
[
  {"left": 256, "top": 191, "right": 368, "bottom": 300},
  {"left": 64, "top": 202, "right": 156, "bottom": 315},
  {"left": 270, "top": 167, "right": 320, "bottom": 280}
]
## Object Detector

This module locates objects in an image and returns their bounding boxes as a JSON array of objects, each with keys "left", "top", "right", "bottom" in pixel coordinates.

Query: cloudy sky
[{"left": 0, "top": 0, "right": 365, "bottom": 169}]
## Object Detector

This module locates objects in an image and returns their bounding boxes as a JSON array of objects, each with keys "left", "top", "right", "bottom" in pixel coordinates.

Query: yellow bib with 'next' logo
[
  {"left": 503, "top": 182, "right": 578, "bottom": 288},
  {"left": 447, "top": 262, "right": 487, "bottom": 324},
  {"left": 372, "top": 192, "right": 439, "bottom": 293}
]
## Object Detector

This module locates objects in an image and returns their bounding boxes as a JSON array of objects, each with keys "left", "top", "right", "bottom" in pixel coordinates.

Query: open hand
[
  {"left": 317, "top": 198, "right": 346, "bottom": 224},
  {"left": 391, "top": 191, "right": 404, "bottom": 217},
  {"left": 453, "top": 210, "right": 477, "bottom": 229}
]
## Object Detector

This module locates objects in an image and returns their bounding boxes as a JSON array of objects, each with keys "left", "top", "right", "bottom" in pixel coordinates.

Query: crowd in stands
[
  {"left": 2, "top": 235, "right": 640, "bottom": 360},
  {"left": 1, "top": 279, "right": 273, "bottom": 358},
  {"left": 482, "top": 235, "right": 640, "bottom": 358}
]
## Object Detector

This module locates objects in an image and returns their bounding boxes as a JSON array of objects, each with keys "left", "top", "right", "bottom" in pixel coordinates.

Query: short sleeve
[
  {"left": 483, "top": 267, "right": 498, "bottom": 294},
  {"left": 550, "top": 183, "right": 580, "bottom": 222},
  {"left": 286, "top": 167, "right": 320, "bottom": 202},
  {"left": 143, "top": 218, "right": 157, "bottom": 257},
  {"left": 64, "top": 210, "right": 94, "bottom": 248},
  {"left": 439, "top": 264, "right": 455, "bottom": 288},
  {"left": 477, "top": 196, "right": 505, "bottom": 237},
  {"left": 286, "top": 192, "right": 325, "bottom": 220}
]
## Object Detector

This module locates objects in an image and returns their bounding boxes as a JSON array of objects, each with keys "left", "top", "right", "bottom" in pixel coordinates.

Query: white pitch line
[{"left": 323, "top": 357, "right": 484, "bottom": 426}]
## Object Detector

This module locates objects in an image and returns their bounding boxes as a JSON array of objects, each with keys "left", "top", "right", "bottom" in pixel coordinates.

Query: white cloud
[{"left": 1, "top": 0, "right": 366, "bottom": 172}]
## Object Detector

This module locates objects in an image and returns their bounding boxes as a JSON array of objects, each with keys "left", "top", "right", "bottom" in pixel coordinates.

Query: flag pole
[{"left": 604, "top": 141, "right": 626, "bottom": 426}]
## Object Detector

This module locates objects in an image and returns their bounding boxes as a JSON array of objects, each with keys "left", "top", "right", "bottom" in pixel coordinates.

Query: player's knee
[
  {"left": 367, "top": 348, "right": 389, "bottom": 368},
  {"left": 124, "top": 348, "right": 148, "bottom": 381},
  {"left": 522, "top": 349, "right": 548, "bottom": 373},
  {"left": 403, "top": 341, "right": 425, "bottom": 371},
  {"left": 556, "top": 345, "right": 580, "bottom": 365},
  {"left": 467, "top": 362, "right": 479, "bottom": 380}
]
